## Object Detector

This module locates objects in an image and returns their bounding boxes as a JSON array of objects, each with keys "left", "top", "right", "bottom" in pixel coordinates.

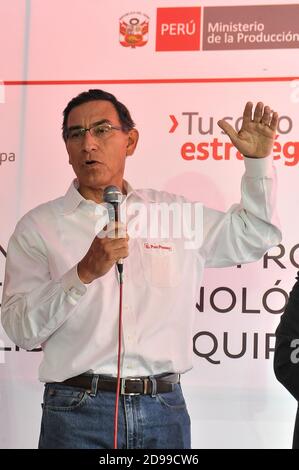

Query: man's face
[{"left": 65, "top": 100, "right": 138, "bottom": 198}]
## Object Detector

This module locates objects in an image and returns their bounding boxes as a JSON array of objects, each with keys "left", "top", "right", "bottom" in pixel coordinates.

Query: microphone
[{"left": 103, "top": 185, "right": 124, "bottom": 274}]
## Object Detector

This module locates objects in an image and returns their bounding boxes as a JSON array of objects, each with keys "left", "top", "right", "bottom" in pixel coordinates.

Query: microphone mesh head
[{"left": 103, "top": 185, "right": 123, "bottom": 204}]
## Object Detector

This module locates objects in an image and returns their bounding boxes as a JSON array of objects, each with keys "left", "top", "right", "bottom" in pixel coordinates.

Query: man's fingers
[
  {"left": 269, "top": 111, "right": 279, "bottom": 131},
  {"left": 253, "top": 101, "right": 278, "bottom": 130},
  {"left": 113, "top": 246, "right": 129, "bottom": 260},
  {"left": 217, "top": 119, "right": 239, "bottom": 145},
  {"left": 242, "top": 101, "right": 254, "bottom": 125},
  {"left": 102, "top": 239, "right": 129, "bottom": 263},
  {"left": 97, "top": 221, "right": 127, "bottom": 239},
  {"left": 261, "top": 105, "right": 272, "bottom": 125},
  {"left": 253, "top": 101, "right": 264, "bottom": 123}
]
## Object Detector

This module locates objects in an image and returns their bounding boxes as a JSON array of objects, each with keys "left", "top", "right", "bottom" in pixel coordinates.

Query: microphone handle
[{"left": 112, "top": 203, "right": 124, "bottom": 273}]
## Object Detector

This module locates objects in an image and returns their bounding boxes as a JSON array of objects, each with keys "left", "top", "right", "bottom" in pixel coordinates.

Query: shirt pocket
[{"left": 140, "top": 241, "right": 181, "bottom": 288}]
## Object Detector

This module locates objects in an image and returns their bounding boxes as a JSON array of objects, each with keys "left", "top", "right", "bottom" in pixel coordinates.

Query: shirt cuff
[
  {"left": 243, "top": 155, "right": 274, "bottom": 178},
  {"left": 61, "top": 265, "right": 87, "bottom": 304}
]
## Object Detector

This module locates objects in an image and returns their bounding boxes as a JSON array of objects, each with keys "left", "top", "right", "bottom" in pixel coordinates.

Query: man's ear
[
  {"left": 126, "top": 128, "right": 139, "bottom": 156},
  {"left": 65, "top": 143, "right": 72, "bottom": 165}
]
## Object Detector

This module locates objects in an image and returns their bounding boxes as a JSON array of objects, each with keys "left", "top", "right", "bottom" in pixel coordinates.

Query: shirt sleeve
[
  {"left": 1, "top": 221, "right": 87, "bottom": 351},
  {"left": 274, "top": 272, "right": 299, "bottom": 401},
  {"left": 199, "top": 156, "right": 282, "bottom": 267}
]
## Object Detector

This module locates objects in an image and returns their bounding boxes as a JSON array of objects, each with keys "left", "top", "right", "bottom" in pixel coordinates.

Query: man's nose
[{"left": 82, "top": 129, "right": 98, "bottom": 152}]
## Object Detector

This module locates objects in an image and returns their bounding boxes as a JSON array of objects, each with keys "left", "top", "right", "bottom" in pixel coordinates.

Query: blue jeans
[{"left": 38, "top": 380, "right": 191, "bottom": 449}]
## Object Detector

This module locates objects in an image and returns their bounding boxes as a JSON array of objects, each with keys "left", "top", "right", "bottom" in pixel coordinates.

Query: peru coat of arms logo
[{"left": 119, "top": 12, "right": 149, "bottom": 48}]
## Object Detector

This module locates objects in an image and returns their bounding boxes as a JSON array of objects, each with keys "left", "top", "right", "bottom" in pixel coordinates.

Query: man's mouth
[{"left": 85, "top": 160, "right": 100, "bottom": 166}]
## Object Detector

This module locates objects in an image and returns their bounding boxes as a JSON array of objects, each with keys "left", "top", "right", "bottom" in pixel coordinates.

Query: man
[
  {"left": 274, "top": 272, "right": 299, "bottom": 449},
  {"left": 1, "top": 89, "right": 281, "bottom": 449}
]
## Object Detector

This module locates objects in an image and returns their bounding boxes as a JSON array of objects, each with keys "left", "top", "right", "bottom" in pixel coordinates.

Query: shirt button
[{"left": 69, "top": 287, "right": 79, "bottom": 295}]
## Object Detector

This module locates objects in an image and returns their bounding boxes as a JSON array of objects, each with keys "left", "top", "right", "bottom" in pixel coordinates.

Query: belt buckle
[{"left": 120, "top": 378, "right": 142, "bottom": 396}]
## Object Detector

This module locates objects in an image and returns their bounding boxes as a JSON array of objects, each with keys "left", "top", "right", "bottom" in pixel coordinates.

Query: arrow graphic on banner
[{"left": 169, "top": 115, "right": 178, "bottom": 133}]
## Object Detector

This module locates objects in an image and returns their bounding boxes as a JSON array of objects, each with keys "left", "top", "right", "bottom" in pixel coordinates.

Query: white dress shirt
[{"left": 1, "top": 157, "right": 281, "bottom": 382}]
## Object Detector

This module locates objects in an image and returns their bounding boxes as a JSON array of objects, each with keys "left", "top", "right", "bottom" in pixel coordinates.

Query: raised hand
[{"left": 217, "top": 101, "right": 278, "bottom": 158}]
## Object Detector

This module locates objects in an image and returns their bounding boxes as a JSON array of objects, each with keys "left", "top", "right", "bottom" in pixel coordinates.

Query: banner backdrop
[{"left": 1, "top": 0, "right": 299, "bottom": 448}]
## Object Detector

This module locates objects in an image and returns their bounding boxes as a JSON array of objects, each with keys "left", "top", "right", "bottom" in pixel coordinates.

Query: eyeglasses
[{"left": 66, "top": 123, "right": 123, "bottom": 141}]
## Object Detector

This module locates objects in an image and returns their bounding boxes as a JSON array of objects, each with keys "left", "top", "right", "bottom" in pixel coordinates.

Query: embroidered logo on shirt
[{"left": 143, "top": 242, "right": 174, "bottom": 252}]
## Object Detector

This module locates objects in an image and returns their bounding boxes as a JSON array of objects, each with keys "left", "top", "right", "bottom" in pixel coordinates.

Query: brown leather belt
[{"left": 57, "top": 373, "right": 180, "bottom": 395}]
